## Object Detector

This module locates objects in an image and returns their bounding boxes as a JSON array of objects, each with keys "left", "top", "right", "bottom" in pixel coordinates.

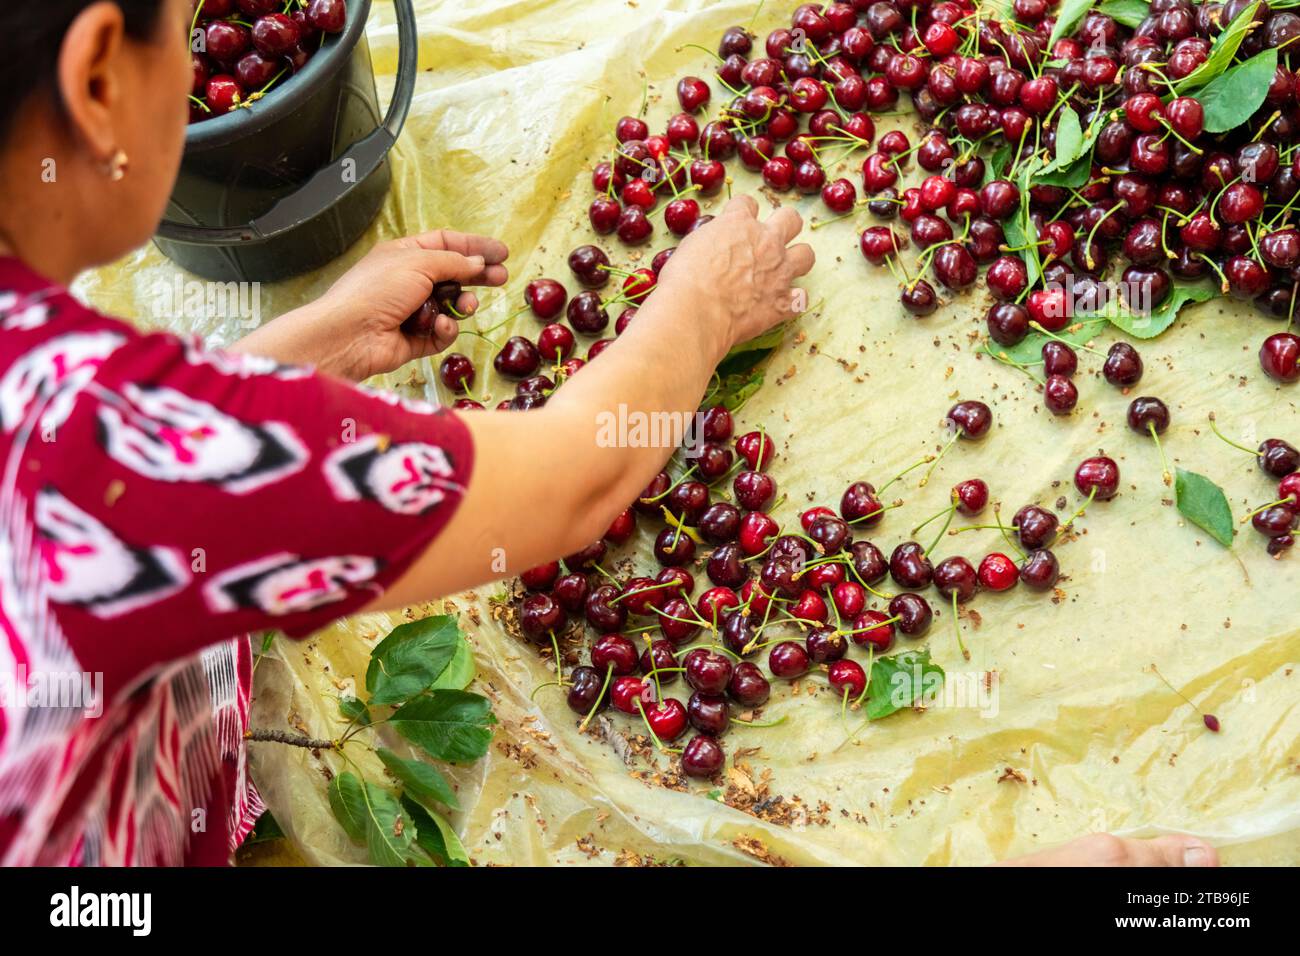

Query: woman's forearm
[
  {"left": 373, "top": 199, "right": 813, "bottom": 609},
  {"left": 374, "top": 283, "right": 729, "bottom": 607}
]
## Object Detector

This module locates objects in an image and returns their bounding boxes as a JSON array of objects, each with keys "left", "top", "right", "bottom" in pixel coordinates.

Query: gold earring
[{"left": 105, "top": 149, "right": 129, "bottom": 182}]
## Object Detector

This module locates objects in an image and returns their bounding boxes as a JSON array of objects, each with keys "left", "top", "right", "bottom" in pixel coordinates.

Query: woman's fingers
[
  {"left": 480, "top": 263, "right": 510, "bottom": 287},
  {"left": 399, "top": 229, "right": 510, "bottom": 265},
  {"left": 785, "top": 242, "right": 816, "bottom": 278},
  {"left": 410, "top": 249, "right": 495, "bottom": 286},
  {"left": 455, "top": 291, "right": 480, "bottom": 317},
  {"left": 432, "top": 314, "right": 460, "bottom": 354},
  {"left": 768, "top": 206, "right": 805, "bottom": 245},
  {"left": 722, "top": 194, "right": 760, "bottom": 219},
  {"left": 999, "top": 833, "right": 1219, "bottom": 867}
]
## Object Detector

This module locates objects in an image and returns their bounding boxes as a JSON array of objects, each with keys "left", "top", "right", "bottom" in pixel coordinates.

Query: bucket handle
[{"left": 156, "top": 0, "right": 418, "bottom": 246}]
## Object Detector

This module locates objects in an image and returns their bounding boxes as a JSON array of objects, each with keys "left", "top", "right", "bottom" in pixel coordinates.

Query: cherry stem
[
  {"left": 529, "top": 679, "right": 563, "bottom": 702},
  {"left": 610, "top": 580, "right": 676, "bottom": 606},
  {"left": 850, "top": 645, "right": 875, "bottom": 712},
  {"left": 1206, "top": 415, "right": 1260, "bottom": 458},
  {"left": 1052, "top": 486, "right": 1097, "bottom": 547},
  {"left": 549, "top": 632, "right": 568, "bottom": 688},
  {"left": 1028, "top": 321, "right": 1103, "bottom": 356},
  {"left": 1242, "top": 497, "right": 1289, "bottom": 522},
  {"left": 878, "top": 454, "right": 934, "bottom": 495},
  {"left": 840, "top": 615, "right": 900, "bottom": 636},
  {"left": 952, "top": 591, "right": 970, "bottom": 662},
  {"left": 1146, "top": 663, "right": 1213, "bottom": 722},
  {"left": 847, "top": 502, "right": 898, "bottom": 526},
  {"left": 993, "top": 504, "right": 1026, "bottom": 560},
  {"left": 919, "top": 432, "right": 961, "bottom": 488},
  {"left": 912, "top": 502, "right": 956, "bottom": 537},
  {"left": 989, "top": 348, "right": 1046, "bottom": 386},
  {"left": 577, "top": 666, "right": 614, "bottom": 733},
  {"left": 925, "top": 504, "right": 958, "bottom": 558},
  {"left": 732, "top": 715, "right": 787, "bottom": 729},
  {"left": 1149, "top": 423, "right": 1173, "bottom": 487}
]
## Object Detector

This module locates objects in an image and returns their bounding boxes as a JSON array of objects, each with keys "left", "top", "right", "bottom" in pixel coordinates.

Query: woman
[{"left": 0, "top": 0, "right": 1216, "bottom": 868}]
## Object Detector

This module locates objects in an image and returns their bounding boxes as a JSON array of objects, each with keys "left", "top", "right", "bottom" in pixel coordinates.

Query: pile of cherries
[
  {"left": 580, "top": 0, "right": 1300, "bottom": 387},
  {"left": 188, "top": 0, "right": 347, "bottom": 121},
  {"left": 513, "top": 393, "right": 1121, "bottom": 780},
  {"left": 431, "top": 3, "right": 1300, "bottom": 782},
  {"left": 435, "top": 243, "right": 669, "bottom": 410},
  {"left": 1227, "top": 428, "right": 1300, "bottom": 554}
]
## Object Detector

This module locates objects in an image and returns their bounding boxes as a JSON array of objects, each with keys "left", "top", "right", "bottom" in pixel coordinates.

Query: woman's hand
[
  {"left": 1000, "top": 833, "right": 1219, "bottom": 867},
  {"left": 655, "top": 196, "right": 816, "bottom": 360},
  {"left": 231, "top": 230, "right": 509, "bottom": 381}
]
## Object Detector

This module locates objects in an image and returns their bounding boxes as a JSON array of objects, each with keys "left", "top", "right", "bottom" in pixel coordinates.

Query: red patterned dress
[{"left": 0, "top": 258, "right": 473, "bottom": 865}]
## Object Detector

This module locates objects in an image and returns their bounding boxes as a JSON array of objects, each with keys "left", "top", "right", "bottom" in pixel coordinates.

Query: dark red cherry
[
  {"left": 567, "top": 665, "right": 608, "bottom": 716},
  {"left": 888, "top": 592, "right": 932, "bottom": 637},
  {"left": 889, "top": 541, "right": 933, "bottom": 590},
  {"left": 933, "top": 556, "right": 978, "bottom": 603},
  {"left": 1074, "top": 457, "right": 1121, "bottom": 500},
  {"left": 947, "top": 400, "right": 993, "bottom": 439},
  {"left": 769, "top": 641, "right": 810, "bottom": 680},
  {"left": 1019, "top": 549, "right": 1060, "bottom": 590}
]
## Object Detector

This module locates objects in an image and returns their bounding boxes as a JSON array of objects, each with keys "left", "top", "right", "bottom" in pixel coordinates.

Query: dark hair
[{"left": 0, "top": 1, "right": 166, "bottom": 141}]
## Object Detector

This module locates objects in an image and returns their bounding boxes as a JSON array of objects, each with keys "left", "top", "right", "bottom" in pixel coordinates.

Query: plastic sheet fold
[{"left": 76, "top": 0, "right": 1299, "bottom": 866}]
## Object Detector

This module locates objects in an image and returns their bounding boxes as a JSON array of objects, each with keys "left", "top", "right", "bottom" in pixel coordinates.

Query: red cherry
[
  {"left": 850, "top": 610, "right": 895, "bottom": 652},
  {"left": 604, "top": 508, "right": 637, "bottom": 545},
  {"left": 762, "top": 156, "right": 796, "bottom": 191},
  {"left": 821, "top": 178, "right": 857, "bottom": 214},
  {"left": 1260, "top": 333, "right": 1300, "bottom": 383},
  {"left": 768, "top": 641, "right": 810, "bottom": 679},
  {"left": 682, "top": 735, "right": 725, "bottom": 777},
  {"left": 537, "top": 323, "right": 576, "bottom": 361},
  {"left": 615, "top": 115, "right": 649, "bottom": 143},
  {"left": 735, "top": 430, "right": 774, "bottom": 470},
  {"left": 1278, "top": 472, "right": 1300, "bottom": 505},
  {"left": 1027, "top": 287, "right": 1071, "bottom": 332},
  {"left": 524, "top": 278, "right": 567, "bottom": 319},
  {"left": 689, "top": 158, "right": 725, "bottom": 195},
  {"left": 204, "top": 75, "right": 244, "bottom": 115},
  {"left": 860, "top": 226, "right": 906, "bottom": 265},
  {"left": 800, "top": 506, "right": 836, "bottom": 531},
  {"left": 918, "top": 174, "right": 956, "bottom": 212},
  {"left": 696, "top": 586, "right": 741, "bottom": 626},
  {"left": 738, "top": 511, "right": 779, "bottom": 556},
  {"left": 953, "top": 478, "right": 989, "bottom": 516},
  {"left": 664, "top": 198, "right": 701, "bottom": 236},
  {"left": 611, "top": 676, "right": 651, "bottom": 714},
  {"left": 1074, "top": 456, "right": 1121, "bottom": 501},
  {"left": 644, "top": 698, "right": 688, "bottom": 741},
  {"left": 792, "top": 590, "right": 828, "bottom": 625},
  {"left": 978, "top": 553, "right": 1019, "bottom": 591},
  {"left": 828, "top": 659, "right": 867, "bottom": 697},
  {"left": 923, "top": 22, "right": 959, "bottom": 56},
  {"left": 520, "top": 562, "right": 560, "bottom": 591},
  {"left": 831, "top": 581, "right": 867, "bottom": 618},
  {"left": 676, "top": 75, "right": 711, "bottom": 112}
]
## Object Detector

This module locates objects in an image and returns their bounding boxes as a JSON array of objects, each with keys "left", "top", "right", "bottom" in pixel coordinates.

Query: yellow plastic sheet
[{"left": 75, "top": 0, "right": 1300, "bottom": 866}]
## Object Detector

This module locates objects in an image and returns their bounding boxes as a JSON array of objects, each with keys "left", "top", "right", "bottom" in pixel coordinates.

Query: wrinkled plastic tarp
[{"left": 76, "top": 0, "right": 1300, "bottom": 865}]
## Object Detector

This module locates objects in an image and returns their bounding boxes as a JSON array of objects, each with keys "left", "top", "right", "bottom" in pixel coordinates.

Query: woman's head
[{"left": 0, "top": 1, "right": 192, "bottom": 278}]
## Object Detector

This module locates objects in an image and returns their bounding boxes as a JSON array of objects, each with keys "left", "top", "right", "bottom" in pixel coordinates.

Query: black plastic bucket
[{"left": 154, "top": 0, "right": 417, "bottom": 282}]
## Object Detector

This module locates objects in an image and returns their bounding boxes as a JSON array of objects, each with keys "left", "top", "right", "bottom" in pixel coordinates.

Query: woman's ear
[{"left": 56, "top": 2, "right": 128, "bottom": 163}]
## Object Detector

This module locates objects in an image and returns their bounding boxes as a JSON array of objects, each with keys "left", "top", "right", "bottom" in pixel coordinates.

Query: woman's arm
[{"left": 374, "top": 197, "right": 814, "bottom": 607}]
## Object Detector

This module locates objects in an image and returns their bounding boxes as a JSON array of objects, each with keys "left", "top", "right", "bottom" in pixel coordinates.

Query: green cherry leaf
[
  {"left": 1175, "top": 468, "right": 1235, "bottom": 549},
  {"left": 1198, "top": 48, "right": 1279, "bottom": 134},
  {"left": 865, "top": 650, "right": 945, "bottom": 721}
]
